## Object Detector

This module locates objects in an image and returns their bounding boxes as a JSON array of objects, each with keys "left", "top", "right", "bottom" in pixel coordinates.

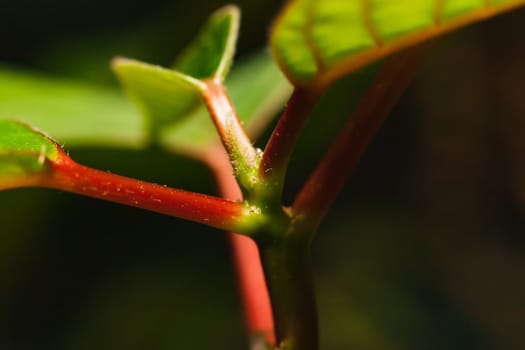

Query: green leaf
[
  {"left": 160, "top": 51, "right": 293, "bottom": 156},
  {"left": 111, "top": 58, "right": 205, "bottom": 137},
  {"left": 112, "top": 5, "right": 240, "bottom": 141},
  {"left": 173, "top": 5, "right": 240, "bottom": 81},
  {"left": 0, "top": 120, "right": 59, "bottom": 184},
  {"left": 271, "top": 0, "right": 525, "bottom": 88},
  {"left": 0, "top": 66, "right": 145, "bottom": 148}
]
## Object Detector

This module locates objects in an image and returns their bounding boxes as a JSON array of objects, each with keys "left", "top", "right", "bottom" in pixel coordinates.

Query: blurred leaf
[
  {"left": 112, "top": 58, "right": 204, "bottom": 137},
  {"left": 173, "top": 5, "right": 240, "bottom": 81},
  {"left": 0, "top": 66, "right": 145, "bottom": 148},
  {"left": 0, "top": 120, "right": 59, "bottom": 186},
  {"left": 271, "top": 0, "right": 525, "bottom": 88},
  {"left": 161, "top": 50, "right": 293, "bottom": 155},
  {"left": 0, "top": 50, "right": 290, "bottom": 159}
]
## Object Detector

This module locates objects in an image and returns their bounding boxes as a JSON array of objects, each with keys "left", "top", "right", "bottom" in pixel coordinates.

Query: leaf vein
[
  {"left": 305, "top": 0, "right": 327, "bottom": 72},
  {"left": 434, "top": 0, "right": 444, "bottom": 25},
  {"left": 362, "top": 0, "right": 383, "bottom": 47}
]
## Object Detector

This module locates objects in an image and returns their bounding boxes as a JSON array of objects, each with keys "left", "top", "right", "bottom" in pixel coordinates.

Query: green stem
[
  {"left": 259, "top": 235, "right": 318, "bottom": 350},
  {"left": 257, "top": 45, "right": 428, "bottom": 350},
  {"left": 202, "top": 80, "right": 260, "bottom": 192}
]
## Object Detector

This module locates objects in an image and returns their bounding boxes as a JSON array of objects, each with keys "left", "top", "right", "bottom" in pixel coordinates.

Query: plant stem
[
  {"left": 203, "top": 147, "right": 275, "bottom": 348},
  {"left": 202, "top": 80, "right": 260, "bottom": 191},
  {"left": 259, "top": 87, "right": 323, "bottom": 202},
  {"left": 292, "top": 46, "right": 428, "bottom": 227},
  {"left": 231, "top": 234, "right": 276, "bottom": 348},
  {"left": 42, "top": 149, "right": 253, "bottom": 234},
  {"left": 259, "top": 235, "right": 318, "bottom": 350}
]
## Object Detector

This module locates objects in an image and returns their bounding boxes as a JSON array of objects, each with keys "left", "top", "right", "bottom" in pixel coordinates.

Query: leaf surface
[
  {"left": 111, "top": 58, "right": 205, "bottom": 136},
  {"left": 173, "top": 5, "right": 240, "bottom": 81},
  {"left": 0, "top": 67, "right": 145, "bottom": 148},
  {"left": 271, "top": 0, "right": 525, "bottom": 88},
  {"left": 0, "top": 120, "right": 59, "bottom": 187}
]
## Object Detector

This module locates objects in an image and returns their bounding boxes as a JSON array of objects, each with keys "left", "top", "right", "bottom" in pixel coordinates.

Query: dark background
[{"left": 1, "top": 1, "right": 525, "bottom": 349}]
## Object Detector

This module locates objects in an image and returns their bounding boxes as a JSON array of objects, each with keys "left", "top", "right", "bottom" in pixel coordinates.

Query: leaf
[
  {"left": 173, "top": 5, "right": 240, "bottom": 81},
  {"left": 111, "top": 58, "right": 205, "bottom": 136},
  {"left": 111, "top": 5, "right": 240, "bottom": 139},
  {"left": 0, "top": 120, "right": 59, "bottom": 187},
  {"left": 271, "top": 0, "right": 525, "bottom": 88},
  {"left": 160, "top": 50, "right": 293, "bottom": 156},
  {"left": 0, "top": 66, "right": 145, "bottom": 148}
]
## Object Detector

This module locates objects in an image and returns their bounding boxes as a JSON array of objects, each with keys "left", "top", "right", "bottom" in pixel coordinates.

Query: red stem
[
  {"left": 41, "top": 149, "right": 249, "bottom": 233},
  {"left": 259, "top": 88, "right": 323, "bottom": 199},
  {"left": 293, "top": 46, "right": 428, "bottom": 226},
  {"left": 203, "top": 147, "right": 275, "bottom": 347}
]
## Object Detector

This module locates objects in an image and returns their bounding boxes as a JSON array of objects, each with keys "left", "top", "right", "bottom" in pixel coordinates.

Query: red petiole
[
  {"left": 293, "top": 46, "right": 429, "bottom": 227},
  {"left": 259, "top": 87, "right": 323, "bottom": 202},
  {"left": 38, "top": 148, "right": 253, "bottom": 234}
]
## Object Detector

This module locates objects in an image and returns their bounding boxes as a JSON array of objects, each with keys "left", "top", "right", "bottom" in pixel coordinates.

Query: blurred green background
[{"left": 1, "top": 1, "right": 525, "bottom": 349}]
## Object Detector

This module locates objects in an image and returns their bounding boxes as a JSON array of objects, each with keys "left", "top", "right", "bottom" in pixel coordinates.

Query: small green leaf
[
  {"left": 111, "top": 58, "right": 205, "bottom": 137},
  {"left": 160, "top": 51, "right": 293, "bottom": 155},
  {"left": 0, "top": 120, "right": 59, "bottom": 184},
  {"left": 111, "top": 5, "right": 241, "bottom": 142},
  {"left": 0, "top": 66, "right": 145, "bottom": 148},
  {"left": 173, "top": 5, "right": 240, "bottom": 81},
  {"left": 271, "top": 0, "right": 525, "bottom": 88}
]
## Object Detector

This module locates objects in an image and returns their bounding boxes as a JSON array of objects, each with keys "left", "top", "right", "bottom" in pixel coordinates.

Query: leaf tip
[
  {"left": 110, "top": 56, "right": 135, "bottom": 71},
  {"left": 213, "top": 4, "right": 241, "bottom": 21}
]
